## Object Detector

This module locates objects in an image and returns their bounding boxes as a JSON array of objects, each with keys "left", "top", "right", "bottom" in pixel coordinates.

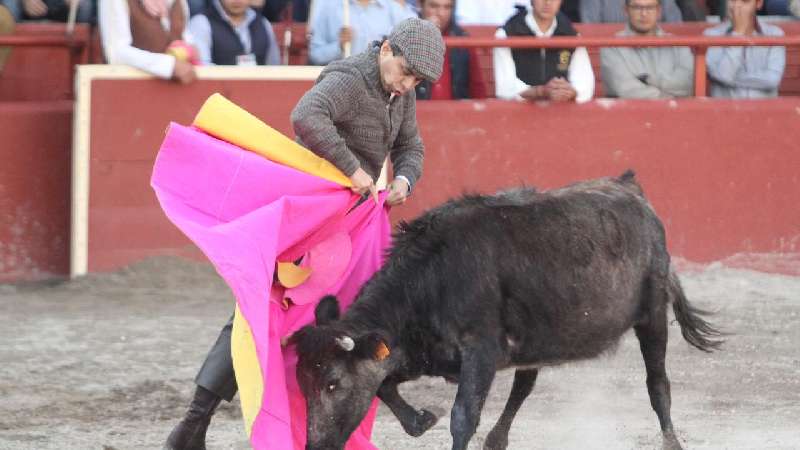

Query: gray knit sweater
[{"left": 291, "top": 44, "right": 424, "bottom": 188}]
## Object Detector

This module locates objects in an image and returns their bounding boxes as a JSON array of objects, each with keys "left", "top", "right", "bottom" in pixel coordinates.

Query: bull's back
[{"left": 431, "top": 181, "right": 666, "bottom": 366}]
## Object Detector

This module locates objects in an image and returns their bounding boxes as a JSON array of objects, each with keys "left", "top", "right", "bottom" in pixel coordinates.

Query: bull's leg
[
  {"left": 483, "top": 369, "right": 538, "bottom": 450},
  {"left": 377, "top": 382, "right": 439, "bottom": 437},
  {"left": 450, "top": 343, "right": 497, "bottom": 450},
  {"left": 634, "top": 302, "right": 684, "bottom": 450}
]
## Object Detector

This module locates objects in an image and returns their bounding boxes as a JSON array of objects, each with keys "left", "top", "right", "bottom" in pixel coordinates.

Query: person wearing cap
[
  {"left": 293, "top": 16, "right": 444, "bottom": 202},
  {"left": 164, "top": 17, "right": 445, "bottom": 450}
]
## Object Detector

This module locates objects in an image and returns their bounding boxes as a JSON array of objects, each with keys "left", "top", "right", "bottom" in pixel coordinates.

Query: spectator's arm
[
  {"left": 492, "top": 28, "right": 529, "bottom": 100},
  {"left": 733, "top": 45, "right": 786, "bottom": 91},
  {"left": 263, "top": 18, "right": 281, "bottom": 65},
  {"left": 653, "top": 47, "right": 694, "bottom": 97},
  {"left": 568, "top": 46, "right": 595, "bottom": 103},
  {"left": 579, "top": 0, "right": 602, "bottom": 23},
  {"left": 308, "top": 5, "right": 342, "bottom": 65},
  {"left": 291, "top": 73, "right": 362, "bottom": 176},
  {"left": 705, "top": 44, "right": 746, "bottom": 87},
  {"left": 99, "top": 0, "right": 177, "bottom": 79},
  {"left": 600, "top": 47, "right": 663, "bottom": 98},
  {"left": 390, "top": 92, "right": 424, "bottom": 189},
  {"left": 662, "top": 0, "right": 684, "bottom": 22},
  {"left": 188, "top": 15, "right": 213, "bottom": 65}
]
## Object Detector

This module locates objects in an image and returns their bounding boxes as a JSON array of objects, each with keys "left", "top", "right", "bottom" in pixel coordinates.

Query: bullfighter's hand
[
  {"left": 386, "top": 178, "right": 410, "bottom": 206},
  {"left": 349, "top": 167, "right": 378, "bottom": 203}
]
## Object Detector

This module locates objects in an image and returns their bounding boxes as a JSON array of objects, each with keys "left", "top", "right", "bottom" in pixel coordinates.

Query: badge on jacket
[
  {"left": 557, "top": 50, "right": 571, "bottom": 72},
  {"left": 237, "top": 54, "right": 257, "bottom": 66}
]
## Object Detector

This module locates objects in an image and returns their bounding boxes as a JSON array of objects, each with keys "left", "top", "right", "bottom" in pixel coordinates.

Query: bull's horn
[{"left": 336, "top": 336, "right": 355, "bottom": 351}]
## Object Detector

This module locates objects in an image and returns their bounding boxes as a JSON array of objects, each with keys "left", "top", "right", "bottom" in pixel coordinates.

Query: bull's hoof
[
  {"left": 483, "top": 427, "right": 508, "bottom": 450},
  {"left": 662, "top": 431, "right": 684, "bottom": 450},
  {"left": 401, "top": 409, "right": 439, "bottom": 437}
]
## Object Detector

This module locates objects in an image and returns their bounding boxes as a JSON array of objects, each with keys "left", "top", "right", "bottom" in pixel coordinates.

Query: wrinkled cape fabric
[{"left": 151, "top": 96, "right": 391, "bottom": 450}]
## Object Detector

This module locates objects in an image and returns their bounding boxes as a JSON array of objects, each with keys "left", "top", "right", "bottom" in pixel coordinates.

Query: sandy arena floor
[{"left": 0, "top": 257, "right": 798, "bottom": 450}]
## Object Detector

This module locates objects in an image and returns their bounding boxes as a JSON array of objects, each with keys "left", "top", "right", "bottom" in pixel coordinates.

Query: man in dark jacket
[
  {"left": 415, "top": 0, "right": 480, "bottom": 99},
  {"left": 189, "top": 0, "right": 280, "bottom": 65}
]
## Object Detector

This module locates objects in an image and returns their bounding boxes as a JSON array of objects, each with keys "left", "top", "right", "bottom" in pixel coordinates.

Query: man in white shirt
[
  {"left": 493, "top": 0, "right": 594, "bottom": 103},
  {"left": 99, "top": 0, "right": 197, "bottom": 84}
]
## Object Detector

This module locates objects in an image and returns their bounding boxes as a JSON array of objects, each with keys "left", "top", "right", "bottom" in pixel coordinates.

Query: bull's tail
[{"left": 668, "top": 270, "right": 724, "bottom": 352}]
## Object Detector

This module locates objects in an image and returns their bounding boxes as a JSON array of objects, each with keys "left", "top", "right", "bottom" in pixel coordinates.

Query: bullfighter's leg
[
  {"left": 483, "top": 369, "right": 538, "bottom": 450},
  {"left": 377, "top": 381, "right": 439, "bottom": 437},
  {"left": 450, "top": 342, "right": 498, "bottom": 450},
  {"left": 634, "top": 296, "right": 683, "bottom": 450},
  {"left": 165, "top": 314, "right": 237, "bottom": 450}
]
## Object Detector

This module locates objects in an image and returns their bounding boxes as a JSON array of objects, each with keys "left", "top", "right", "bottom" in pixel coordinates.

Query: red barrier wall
[
  {"left": 2, "top": 79, "right": 799, "bottom": 280},
  {"left": 0, "top": 101, "right": 72, "bottom": 280},
  {"left": 85, "top": 80, "right": 800, "bottom": 273}
]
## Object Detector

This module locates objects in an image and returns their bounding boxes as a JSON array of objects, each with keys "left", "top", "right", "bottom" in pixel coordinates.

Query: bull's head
[{"left": 291, "top": 296, "right": 392, "bottom": 450}]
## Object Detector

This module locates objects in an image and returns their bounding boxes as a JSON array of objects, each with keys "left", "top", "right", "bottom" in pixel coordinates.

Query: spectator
[
  {"left": 0, "top": 0, "right": 95, "bottom": 23},
  {"left": 455, "top": 0, "right": 522, "bottom": 24},
  {"left": 308, "top": 0, "right": 415, "bottom": 66},
  {"left": 561, "top": 0, "right": 580, "bottom": 22},
  {"left": 600, "top": 0, "right": 694, "bottom": 98},
  {"left": 493, "top": 1, "right": 594, "bottom": 103},
  {"left": 99, "top": 0, "right": 197, "bottom": 84},
  {"left": 416, "top": 0, "right": 482, "bottom": 99},
  {"left": 0, "top": 3, "right": 12, "bottom": 73},
  {"left": 704, "top": 0, "right": 785, "bottom": 98},
  {"left": 675, "top": 0, "right": 706, "bottom": 20},
  {"left": 790, "top": 0, "right": 800, "bottom": 16},
  {"left": 581, "top": 0, "right": 683, "bottom": 22},
  {"left": 189, "top": 0, "right": 280, "bottom": 65},
  {"left": 262, "top": 0, "right": 310, "bottom": 21},
  {"left": 763, "top": 0, "right": 791, "bottom": 14}
]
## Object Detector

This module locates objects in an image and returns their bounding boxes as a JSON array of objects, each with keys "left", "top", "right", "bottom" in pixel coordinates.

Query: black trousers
[{"left": 194, "top": 314, "right": 238, "bottom": 402}]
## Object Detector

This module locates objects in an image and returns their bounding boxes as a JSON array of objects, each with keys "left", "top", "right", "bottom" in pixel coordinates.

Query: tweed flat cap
[{"left": 387, "top": 18, "right": 445, "bottom": 82}]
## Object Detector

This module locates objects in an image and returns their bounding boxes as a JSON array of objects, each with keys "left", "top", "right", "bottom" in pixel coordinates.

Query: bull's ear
[
  {"left": 356, "top": 332, "right": 391, "bottom": 361},
  {"left": 315, "top": 295, "right": 340, "bottom": 326}
]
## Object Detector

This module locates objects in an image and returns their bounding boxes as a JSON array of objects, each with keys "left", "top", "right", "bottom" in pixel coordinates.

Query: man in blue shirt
[
  {"left": 308, "top": 0, "right": 415, "bottom": 66},
  {"left": 704, "top": 0, "right": 785, "bottom": 98},
  {"left": 189, "top": 0, "right": 281, "bottom": 65}
]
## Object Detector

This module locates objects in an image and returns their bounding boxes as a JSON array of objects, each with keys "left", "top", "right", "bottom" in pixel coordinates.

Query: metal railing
[
  {"left": 444, "top": 35, "right": 800, "bottom": 97},
  {"left": 0, "top": 34, "right": 88, "bottom": 97}
]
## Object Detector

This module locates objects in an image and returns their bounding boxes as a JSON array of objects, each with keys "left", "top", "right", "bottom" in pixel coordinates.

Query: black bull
[{"left": 291, "top": 171, "right": 722, "bottom": 450}]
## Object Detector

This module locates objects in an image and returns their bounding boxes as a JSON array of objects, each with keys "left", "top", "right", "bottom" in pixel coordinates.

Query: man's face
[
  {"left": 626, "top": 0, "right": 661, "bottom": 34},
  {"left": 222, "top": 0, "right": 250, "bottom": 17},
  {"left": 378, "top": 41, "right": 423, "bottom": 97},
  {"left": 421, "top": 0, "right": 454, "bottom": 32},
  {"left": 727, "top": 0, "right": 762, "bottom": 19},
  {"left": 531, "top": 0, "right": 563, "bottom": 23}
]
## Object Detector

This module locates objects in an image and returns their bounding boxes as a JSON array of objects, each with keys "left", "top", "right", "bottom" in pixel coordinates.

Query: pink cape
[{"left": 151, "top": 123, "right": 391, "bottom": 449}]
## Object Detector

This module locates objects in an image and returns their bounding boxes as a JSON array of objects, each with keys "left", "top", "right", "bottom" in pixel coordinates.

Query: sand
[{"left": 0, "top": 256, "right": 798, "bottom": 450}]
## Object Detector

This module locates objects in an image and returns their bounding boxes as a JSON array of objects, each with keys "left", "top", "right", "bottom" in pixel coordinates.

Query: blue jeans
[{"left": 0, "top": 0, "right": 95, "bottom": 22}]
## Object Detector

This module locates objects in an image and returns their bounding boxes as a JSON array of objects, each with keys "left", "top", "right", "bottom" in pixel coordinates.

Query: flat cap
[{"left": 387, "top": 18, "right": 445, "bottom": 82}]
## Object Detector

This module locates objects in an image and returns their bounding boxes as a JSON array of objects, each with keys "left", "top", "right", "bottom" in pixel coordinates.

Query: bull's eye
[{"left": 327, "top": 383, "right": 337, "bottom": 392}]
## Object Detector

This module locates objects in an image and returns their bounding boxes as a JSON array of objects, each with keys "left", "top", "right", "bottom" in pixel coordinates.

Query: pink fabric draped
[{"left": 151, "top": 123, "right": 391, "bottom": 450}]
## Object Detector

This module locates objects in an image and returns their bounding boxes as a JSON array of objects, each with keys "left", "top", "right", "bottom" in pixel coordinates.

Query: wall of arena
[{"left": 1, "top": 66, "right": 798, "bottom": 281}]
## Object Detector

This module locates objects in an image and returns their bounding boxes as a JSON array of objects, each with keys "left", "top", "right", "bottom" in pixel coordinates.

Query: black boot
[{"left": 164, "top": 386, "right": 222, "bottom": 450}]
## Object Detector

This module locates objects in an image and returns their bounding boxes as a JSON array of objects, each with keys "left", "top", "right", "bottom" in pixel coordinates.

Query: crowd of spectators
[{"left": 0, "top": 0, "right": 795, "bottom": 98}]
